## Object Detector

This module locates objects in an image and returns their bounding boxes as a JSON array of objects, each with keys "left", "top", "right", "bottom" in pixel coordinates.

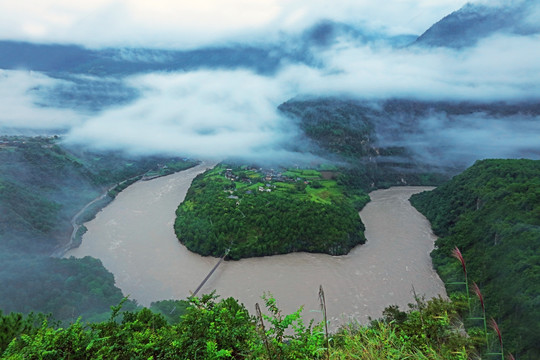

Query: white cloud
[
  {"left": 64, "top": 70, "right": 301, "bottom": 160},
  {"left": 0, "top": 70, "right": 82, "bottom": 130},
  {"left": 3, "top": 1, "right": 540, "bottom": 163},
  {"left": 281, "top": 33, "right": 540, "bottom": 101},
  {"left": 0, "top": 0, "right": 469, "bottom": 48},
  {"left": 57, "top": 31, "right": 540, "bottom": 160}
]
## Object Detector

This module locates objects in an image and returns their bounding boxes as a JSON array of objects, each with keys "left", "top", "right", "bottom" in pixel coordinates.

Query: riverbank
[
  {"left": 53, "top": 162, "right": 199, "bottom": 258},
  {"left": 65, "top": 166, "right": 445, "bottom": 328}
]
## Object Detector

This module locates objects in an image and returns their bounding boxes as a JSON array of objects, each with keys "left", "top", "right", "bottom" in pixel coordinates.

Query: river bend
[{"left": 66, "top": 164, "right": 446, "bottom": 327}]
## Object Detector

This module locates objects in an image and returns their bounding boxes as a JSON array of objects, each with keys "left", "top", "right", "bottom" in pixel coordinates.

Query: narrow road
[{"left": 51, "top": 189, "right": 112, "bottom": 258}]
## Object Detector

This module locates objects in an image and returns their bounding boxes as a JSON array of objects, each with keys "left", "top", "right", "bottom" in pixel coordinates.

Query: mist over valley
[{"left": 2, "top": 0, "right": 540, "bottom": 166}]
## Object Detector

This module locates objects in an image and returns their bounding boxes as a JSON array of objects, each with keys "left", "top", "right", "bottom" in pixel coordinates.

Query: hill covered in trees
[
  {"left": 0, "top": 135, "right": 196, "bottom": 322},
  {"left": 410, "top": 159, "right": 540, "bottom": 359},
  {"left": 175, "top": 164, "right": 368, "bottom": 259}
]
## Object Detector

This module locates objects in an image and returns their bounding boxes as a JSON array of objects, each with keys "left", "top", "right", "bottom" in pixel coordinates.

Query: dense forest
[
  {"left": 175, "top": 164, "right": 368, "bottom": 259},
  {"left": 1, "top": 291, "right": 482, "bottom": 359},
  {"left": 410, "top": 159, "right": 540, "bottom": 359},
  {"left": 0, "top": 135, "right": 196, "bottom": 322}
]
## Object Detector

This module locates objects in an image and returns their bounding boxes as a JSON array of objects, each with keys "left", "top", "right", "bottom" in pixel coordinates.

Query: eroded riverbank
[{"left": 65, "top": 165, "right": 445, "bottom": 327}]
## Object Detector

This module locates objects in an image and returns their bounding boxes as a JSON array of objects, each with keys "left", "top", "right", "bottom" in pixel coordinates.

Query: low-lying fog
[{"left": 1, "top": 0, "right": 539, "bottom": 167}]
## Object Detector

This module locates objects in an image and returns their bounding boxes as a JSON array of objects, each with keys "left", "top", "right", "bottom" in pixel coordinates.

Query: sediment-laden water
[{"left": 66, "top": 164, "right": 445, "bottom": 327}]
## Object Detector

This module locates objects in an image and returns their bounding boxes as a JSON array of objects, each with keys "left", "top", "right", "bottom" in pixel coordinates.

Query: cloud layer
[
  {"left": 2, "top": 1, "right": 540, "bottom": 166},
  {"left": 0, "top": 70, "right": 82, "bottom": 132},
  {"left": 63, "top": 70, "right": 301, "bottom": 161},
  {"left": 59, "top": 31, "right": 540, "bottom": 162},
  {"left": 296, "top": 33, "right": 540, "bottom": 101},
  {"left": 0, "top": 0, "right": 471, "bottom": 49}
]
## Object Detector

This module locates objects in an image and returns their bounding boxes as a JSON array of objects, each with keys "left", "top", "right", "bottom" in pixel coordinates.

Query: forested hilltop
[
  {"left": 279, "top": 98, "right": 540, "bottom": 187},
  {"left": 410, "top": 159, "right": 540, "bottom": 359},
  {"left": 175, "top": 164, "right": 368, "bottom": 259},
  {"left": 0, "top": 135, "right": 196, "bottom": 322}
]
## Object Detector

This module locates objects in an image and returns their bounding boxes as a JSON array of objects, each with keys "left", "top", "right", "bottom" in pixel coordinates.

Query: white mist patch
[
  {"left": 0, "top": 70, "right": 82, "bottom": 131},
  {"left": 65, "top": 70, "right": 300, "bottom": 160},
  {"left": 293, "top": 33, "right": 540, "bottom": 101},
  {"left": 375, "top": 112, "right": 540, "bottom": 167}
]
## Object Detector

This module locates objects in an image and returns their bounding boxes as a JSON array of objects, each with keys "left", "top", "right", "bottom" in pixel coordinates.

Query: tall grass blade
[
  {"left": 318, "top": 285, "right": 330, "bottom": 360},
  {"left": 451, "top": 246, "right": 471, "bottom": 312},
  {"left": 489, "top": 318, "right": 504, "bottom": 360},
  {"left": 256, "top": 302, "right": 272, "bottom": 359}
]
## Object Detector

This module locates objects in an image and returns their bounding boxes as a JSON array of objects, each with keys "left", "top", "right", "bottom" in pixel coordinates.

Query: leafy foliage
[
  {"left": 256, "top": 294, "right": 327, "bottom": 359},
  {"left": 176, "top": 293, "right": 257, "bottom": 358},
  {"left": 0, "top": 311, "right": 48, "bottom": 355},
  {"left": 410, "top": 159, "right": 540, "bottom": 359},
  {"left": 1, "top": 293, "right": 479, "bottom": 359}
]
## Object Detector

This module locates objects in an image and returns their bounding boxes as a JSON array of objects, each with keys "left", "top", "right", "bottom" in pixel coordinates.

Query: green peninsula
[{"left": 174, "top": 164, "right": 369, "bottom": 260}]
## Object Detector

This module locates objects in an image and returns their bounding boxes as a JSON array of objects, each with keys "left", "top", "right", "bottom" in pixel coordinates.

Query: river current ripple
[{"left": 66, "top": 163, "right": 446, "bottom": 328}]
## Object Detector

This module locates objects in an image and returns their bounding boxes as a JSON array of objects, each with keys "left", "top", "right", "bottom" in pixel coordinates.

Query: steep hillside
[
  {"left": 278, "top": 98, "right": 452, "bottom": 189},
  {"left": 410, "top": 159, "right": 540, "bottom": 359},
  {"left": 0, "top": 135, "right": 196, "bottom": 321},
  {"left": 279, "top": 98, "right": 540, "bottom": 188},
  {"left": 0, "top": 41, "right": 285, "bottom": 76}
]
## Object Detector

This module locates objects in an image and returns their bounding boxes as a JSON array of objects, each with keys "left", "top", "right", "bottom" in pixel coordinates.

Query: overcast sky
[{"left": 0, "top": 0, "right": 473, "bottom": 48}]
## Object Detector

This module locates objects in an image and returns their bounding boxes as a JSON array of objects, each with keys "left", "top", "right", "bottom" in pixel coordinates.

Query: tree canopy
[
  {"left": 410, "top": 159, "right": 540, "bottom": 359},
  {"left": 175, "top": 164, "right": 368, "bottom": 259}
]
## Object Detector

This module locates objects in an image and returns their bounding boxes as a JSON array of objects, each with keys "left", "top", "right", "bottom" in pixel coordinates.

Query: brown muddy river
[{"left": 66, "top": 163, "right": 446, "bottom": 327}]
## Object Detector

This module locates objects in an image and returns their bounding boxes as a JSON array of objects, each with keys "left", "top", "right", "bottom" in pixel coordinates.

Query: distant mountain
[
  {"left": 300, "top": 20, "right": 417, "bottom": 49},
  {"left": 0, "top": 22, "right": 417, "bottom": 113},
  {"left": 0, "top": 41, "right": 95, "bottom": 72},
  {"left": 0, "top": 41, "right": 298, "bottom": 111},
  {"left": 280, "top": 97, "right": 540, "bottom": 172},
  {"left": 413, "top": 1, "right": 540, "bottom": 48},
  {"left": 0, "top": 40, "right": 288, "bottom": 76},
  {"left": 0, "top": 21, "right": 414, "bottom": 78}
]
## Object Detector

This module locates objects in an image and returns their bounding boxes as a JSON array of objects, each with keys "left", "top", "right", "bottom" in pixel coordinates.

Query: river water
[{"left": 66, "top": 163, "right": 446, "bottom": 327}]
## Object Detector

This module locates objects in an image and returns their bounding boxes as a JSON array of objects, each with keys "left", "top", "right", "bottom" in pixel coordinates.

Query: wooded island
[{"left": 174, "top": 164, "right": 369, "bottom": 260}]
